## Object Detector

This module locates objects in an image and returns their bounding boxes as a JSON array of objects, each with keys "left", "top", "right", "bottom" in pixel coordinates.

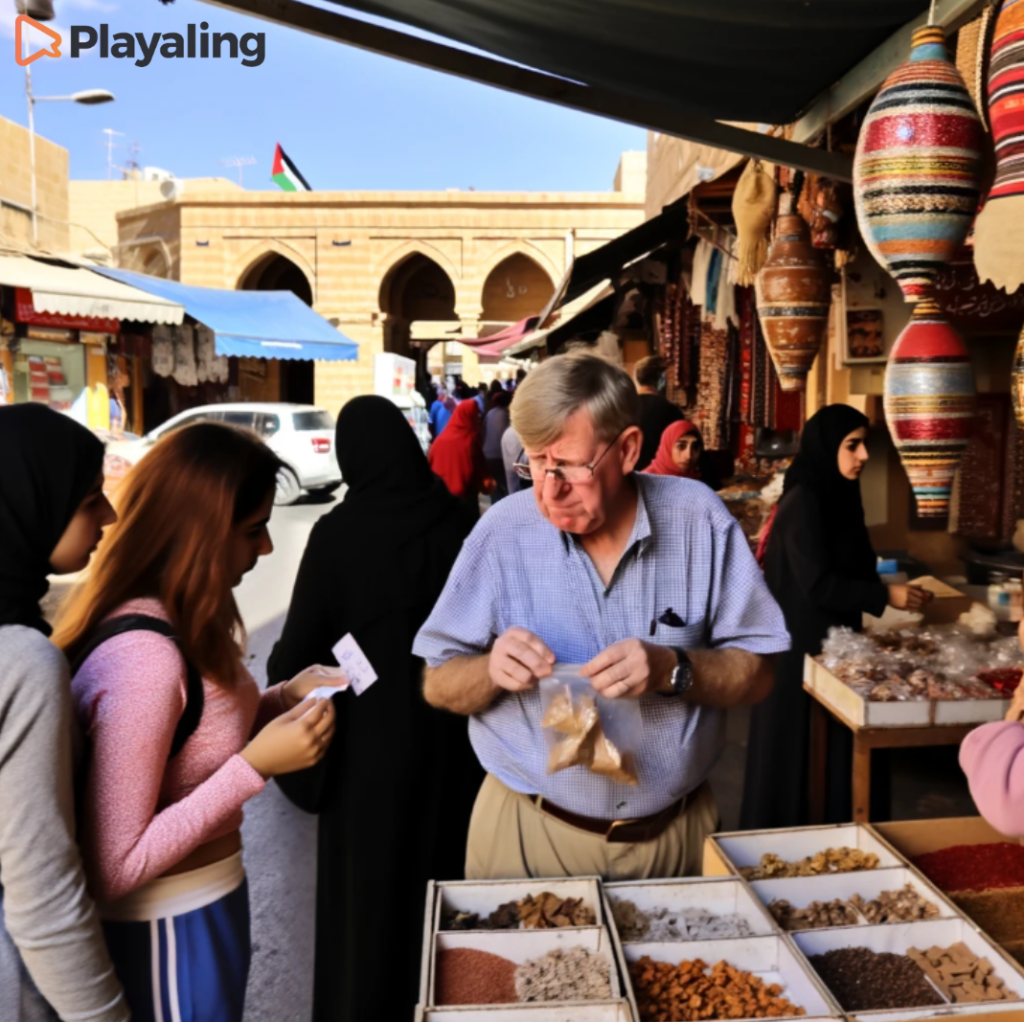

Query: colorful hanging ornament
[
  {"left": 754, "top": 194, "right": 831, "bottom": 391},
  {"left": 974, "top": 0, "right": 1024, "bottom": 292},
  {"left": 884, "top": 297, "right": 976, "bottom": 517},
  {"left": 1013, "top": 330, "right": 1024, "bottom": 428},
  {"left": 854, "top": 25, "right": 983, "bottom": 302}
]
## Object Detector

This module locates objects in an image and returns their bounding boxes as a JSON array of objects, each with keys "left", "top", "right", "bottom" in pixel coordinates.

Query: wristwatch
[{"left": 662, "top": 647, "right": 694, "bottom": 697}]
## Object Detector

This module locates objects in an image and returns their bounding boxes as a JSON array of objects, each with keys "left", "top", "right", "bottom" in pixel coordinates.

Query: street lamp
[{"left": 21, "top": 17, "right": 114, "bottom": 246}]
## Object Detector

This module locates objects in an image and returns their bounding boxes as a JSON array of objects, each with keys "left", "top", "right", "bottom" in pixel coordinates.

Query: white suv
[{"left": 106, "top": 402, "right": 341, "bottom": 506}]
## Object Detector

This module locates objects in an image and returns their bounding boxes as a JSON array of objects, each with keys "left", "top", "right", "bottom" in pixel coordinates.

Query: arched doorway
[
  {"left": 480, "top": 253, "right": 554, "bottom": 331},
  {"left": 239, "top": 252, "right": 314, "bottom": 404},
  {"left": 379, "top": 253, "right": 457, "bottom": 357}
]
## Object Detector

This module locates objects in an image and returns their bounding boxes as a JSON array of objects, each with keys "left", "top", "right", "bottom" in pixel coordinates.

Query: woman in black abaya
[
  {"left": 267, "top": 396, "right": 482, "bottom": 1022},
  {"left": 740, "top": 405, "right": 928, "bottom": 830}
]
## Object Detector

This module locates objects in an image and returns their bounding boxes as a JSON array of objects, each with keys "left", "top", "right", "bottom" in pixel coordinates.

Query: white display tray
[
  {"left": 421, "top": 878, "right": 606, "bottom": 1009},
  {"left": 415, "top": 1002, "right": 635, "bottom": 1021},
  {"left": 710, "top": 823, "right": 903, "bottom": 876},
  {"left": 428, "top": 927, "right": 620, "bottom": 1009},
  {"left": 792, "top": 918, "right": 1024, "bottom": 1017},
  {"left": 618, "top": 935, "right": 840, "bottom": 1020},
  {"left": 433, "top": 879, "right": 602, "bottom": 935},
  {"left": 748, "top": 868, "right": 958, "bottom": 929},
  {"left": 804, "top": 656, "right": 1006, "bottom": 729},
  {"left": 604, "top": 877, "right": 777, "bottom": 941}
]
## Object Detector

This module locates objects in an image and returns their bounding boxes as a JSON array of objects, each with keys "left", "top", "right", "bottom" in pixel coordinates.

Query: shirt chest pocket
[{"left": 652, "top": 616, "right": 708, "bottom": 650}]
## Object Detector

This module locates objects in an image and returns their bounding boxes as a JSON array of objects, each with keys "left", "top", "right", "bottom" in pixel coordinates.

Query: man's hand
[
  {"left": 888, "top": 584, "right": 931, "bottom": 611},
  {"left": 580, "top": 639, "right": 677, "bottom": 699},
  {"left": 489, "top": 627, "right": 556, "bottom": 693}
]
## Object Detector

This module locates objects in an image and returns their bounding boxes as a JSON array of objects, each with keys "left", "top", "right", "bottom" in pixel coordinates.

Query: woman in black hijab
[
  {"left": 267, "top": 396, "right": 482, "bottom": 1022},
  {"left": 740, "top": 405, "right": 928, "bottom": 830},
  {"left": 0, "top": 405, "right": 126, "bottom": 1021}
]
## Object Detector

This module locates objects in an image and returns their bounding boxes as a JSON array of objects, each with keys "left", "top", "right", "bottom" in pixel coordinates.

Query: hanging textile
[
  {"left": 690, "top": 240, "right": 712, "bottom": 309},
  {"left": 151, "top": 325, "right": 174, "bottom": 379},
  {"left": 954, "top": 394, "right": 1011, "bottom": 540},
  {"left": 695, "top": 321, "right": 730, "bottom": 451},
  {"left": 171, "top": 325, "right": 198, "bottom": 387}
]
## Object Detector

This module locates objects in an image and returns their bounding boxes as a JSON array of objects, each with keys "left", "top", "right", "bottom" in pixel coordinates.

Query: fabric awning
[
  {"left": 326, "top": 0, "right": 925, "bottom": 125},
  {"left": 0, "top": 254, "right": 184, "bottom": 325},
  {"left": 468, "top": 283, "right": 615, "bottom": 358},
  {"left": 93, "top": 267, "right": 359, "bottom": 362},
  {"left": 545, "top": 198, "right": 690, "bottom": 317}
]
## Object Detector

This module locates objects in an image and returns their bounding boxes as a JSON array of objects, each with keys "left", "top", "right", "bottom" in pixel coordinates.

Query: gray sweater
[{"left": 0, "top": 625, "right": 127, "bottom": 1022}]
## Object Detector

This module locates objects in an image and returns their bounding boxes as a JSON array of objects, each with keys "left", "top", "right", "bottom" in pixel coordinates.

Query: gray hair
[{"left": 511, "top": 352, "right": 640, "bottom": 450}]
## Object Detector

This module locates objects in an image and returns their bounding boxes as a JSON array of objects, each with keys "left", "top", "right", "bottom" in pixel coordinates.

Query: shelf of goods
[
  {"left": 690, "top": 822, "right": 1024, "bottom": 1022},
  {"left": 419, "top": 877, "right": 632, "bottom": 1020},
  {"left": 804, "top": 656, "right": 1010, "bottom": 729}
]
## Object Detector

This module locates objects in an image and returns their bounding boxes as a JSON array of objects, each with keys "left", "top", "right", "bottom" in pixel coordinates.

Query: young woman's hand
[
  {"left": 888, "top": 584, "right": 931, "bottom": 611},
  {"left": 241, "top": 698, "right": 336, "bottom": 778},
  {"left": 282, "top": 665, "right": 349, "bottom": 709}
]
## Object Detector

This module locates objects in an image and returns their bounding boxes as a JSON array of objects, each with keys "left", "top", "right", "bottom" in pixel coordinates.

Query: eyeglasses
[{"left": 514, "top": 427, "right": 627, "bottom": 485}]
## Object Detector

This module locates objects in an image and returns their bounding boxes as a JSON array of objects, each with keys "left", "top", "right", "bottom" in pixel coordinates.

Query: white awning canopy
[{"left": 0, "top": 254, "right": 185, "bottom": 326}]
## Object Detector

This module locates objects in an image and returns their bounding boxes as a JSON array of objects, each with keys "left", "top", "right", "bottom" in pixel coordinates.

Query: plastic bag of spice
[{"left": 539, "top": 666, "right": 641, "bottom": 785}]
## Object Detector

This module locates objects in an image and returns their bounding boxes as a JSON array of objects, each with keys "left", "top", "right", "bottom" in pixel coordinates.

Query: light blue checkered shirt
[{"left": 413, "top": 475, "right": 791, "bottom": 819}]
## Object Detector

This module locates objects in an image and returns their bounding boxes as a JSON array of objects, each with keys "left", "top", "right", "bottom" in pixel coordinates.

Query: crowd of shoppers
[{"left": 2, "top": 348, "right": 1016, "bottom": 1022}]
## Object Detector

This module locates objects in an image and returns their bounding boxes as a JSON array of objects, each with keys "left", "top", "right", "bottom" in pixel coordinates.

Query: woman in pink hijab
[{"left": 643, "top": 420, "right": 704, "bottom": 480}]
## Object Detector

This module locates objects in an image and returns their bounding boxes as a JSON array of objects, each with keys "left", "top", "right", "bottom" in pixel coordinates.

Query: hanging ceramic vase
[
  {"left": 1013, "top": 329, "right": 1024, "bottom": 428},
  {"left": 754, "top": 194, "right": 832, "bottom": 391},
  {"left": 884, "top": 297, "right": 976, "bottom": 517},
  {"left": 854, "top": 24, "right": 983, "bottom": 302}
]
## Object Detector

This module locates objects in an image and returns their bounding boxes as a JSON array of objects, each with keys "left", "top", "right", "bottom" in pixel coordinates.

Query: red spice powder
[
  {"left": 913, "top": 843, "right": 1024, "bottom": 893},
  {"left": 436, "top": 947, "right": 518, "bottom": 1005}
]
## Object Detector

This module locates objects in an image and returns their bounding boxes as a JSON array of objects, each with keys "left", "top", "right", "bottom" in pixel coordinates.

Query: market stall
[{"left": 419, "top": 819, "right": 1024, "bottom": 1020}]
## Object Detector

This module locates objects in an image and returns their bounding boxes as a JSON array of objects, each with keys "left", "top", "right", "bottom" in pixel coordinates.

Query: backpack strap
[{"left": 71, "top": 614, "right": 205, "bottom": 760}]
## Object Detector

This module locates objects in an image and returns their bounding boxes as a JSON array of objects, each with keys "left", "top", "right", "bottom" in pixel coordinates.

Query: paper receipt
[{"left": 330, "top": 633, "right": 379, "bottom": 696}]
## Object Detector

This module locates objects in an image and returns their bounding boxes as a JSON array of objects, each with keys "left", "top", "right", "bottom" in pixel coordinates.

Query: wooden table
[{"left": 805, "top": 683, "right": 976, "bottom": 824}]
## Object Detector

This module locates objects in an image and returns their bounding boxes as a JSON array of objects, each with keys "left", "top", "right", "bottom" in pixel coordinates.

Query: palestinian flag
[{"left": 271, "top": 144, "right": 311, "bottom": 192}]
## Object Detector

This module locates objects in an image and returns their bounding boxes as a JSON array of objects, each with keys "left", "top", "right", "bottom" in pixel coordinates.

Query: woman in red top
[
  {"left": 643, "top": 420, "right": 704, "bottom": 479},
  {"left": 428, "top": 399, "right": 484, "bottom": 508}
]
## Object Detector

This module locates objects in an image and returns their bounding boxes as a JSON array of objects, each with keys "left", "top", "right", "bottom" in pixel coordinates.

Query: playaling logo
[{"left": 14, "top": 16, "right": 265, "bottom": 67}]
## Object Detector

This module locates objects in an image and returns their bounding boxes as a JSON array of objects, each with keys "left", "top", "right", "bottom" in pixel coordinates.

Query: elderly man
[{"left": 414, "top": 353, "right": 789, "bottom": 880}]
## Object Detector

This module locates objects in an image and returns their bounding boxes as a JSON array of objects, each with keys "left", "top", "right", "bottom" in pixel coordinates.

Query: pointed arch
[
  {"left": 375, "top": 240, "right": 462, "bottom": 295},
  {"left": 231, "top": 239, "right": 316, "bottom": 297},
  {"left": 478, "top": 240, "right": 559, "bottom": 288},
  {"left": 480, "top": 251, "right": 557, "bottom": 325}
]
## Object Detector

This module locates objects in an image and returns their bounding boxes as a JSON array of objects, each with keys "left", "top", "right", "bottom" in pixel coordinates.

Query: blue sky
[{"left": 1, "top": 0, "right": 646, "bottom": 191}]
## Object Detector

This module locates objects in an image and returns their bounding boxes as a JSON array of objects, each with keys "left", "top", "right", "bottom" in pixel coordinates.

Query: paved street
[{"left": 236, "top": 491, "right": 341, "bottom": 1022}]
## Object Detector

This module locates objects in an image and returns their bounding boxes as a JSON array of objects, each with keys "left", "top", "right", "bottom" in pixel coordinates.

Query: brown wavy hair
[{"left": 54, "top": 422, "right": 282, "bottom": 686}]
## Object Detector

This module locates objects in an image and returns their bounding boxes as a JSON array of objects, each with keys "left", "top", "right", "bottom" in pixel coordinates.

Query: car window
[
  {"left": 160, "top": 411, "right": 219, "bottom": 435},
  {"left": 293, "top": 410, "right": 334, "bottom": 431},
  {"left": 222, "top": 411, "right": 256, "bottom": 429},
  {"left": 255, "top": 413, "right": 280, "bottom": 438}
]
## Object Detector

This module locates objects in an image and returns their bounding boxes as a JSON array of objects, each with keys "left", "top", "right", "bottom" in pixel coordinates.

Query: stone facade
[
  {"left": 86, "top": 155, "right": 645, "bottom": 409},
  {"left": 0, "top": 116, "right": 69, "bottom": 253}
]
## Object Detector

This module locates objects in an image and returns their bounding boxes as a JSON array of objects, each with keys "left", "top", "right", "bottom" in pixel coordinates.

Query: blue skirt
[{"left": 102, "top": 860, "right": 250, "bottom": 1022}]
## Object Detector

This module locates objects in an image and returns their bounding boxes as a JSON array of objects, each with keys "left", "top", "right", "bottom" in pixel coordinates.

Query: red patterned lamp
[
  {"left": 884, "top": 298, "right": 976, "bottom": 517},
  {"left": 855, "top": 25, "right": 983, "bottom": 302}
]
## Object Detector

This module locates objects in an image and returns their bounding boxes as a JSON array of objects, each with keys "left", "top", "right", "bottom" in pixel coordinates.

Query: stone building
[
  {"left": 74, "top": 154, "right": 646, "bottom": 409},
  {"left": 1, "top": 117, "right": 69, "bottom": 253}
]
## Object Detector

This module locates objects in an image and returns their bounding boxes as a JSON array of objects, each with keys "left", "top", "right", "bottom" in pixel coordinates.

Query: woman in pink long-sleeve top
[
  {"left": 960, "top": 620, "right": 1024, "bottom": 836},
  {"left": 54, "top": 423, "right": 344, "bottom": 1022}
]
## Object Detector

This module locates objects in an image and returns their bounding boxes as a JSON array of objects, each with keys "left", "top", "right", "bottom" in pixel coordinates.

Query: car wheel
[{"left": 274, "top": 466, "right": 302, "bottom": 506}]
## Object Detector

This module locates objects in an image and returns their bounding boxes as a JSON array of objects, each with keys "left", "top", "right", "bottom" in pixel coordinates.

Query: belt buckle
[{"left": 606, "top": 816, "right": 640, "bottom": 842}]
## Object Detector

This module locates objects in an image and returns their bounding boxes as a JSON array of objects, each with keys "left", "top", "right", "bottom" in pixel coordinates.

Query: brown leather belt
[{"left": 528, "top": 792, "right": 688, "bottom": 844}]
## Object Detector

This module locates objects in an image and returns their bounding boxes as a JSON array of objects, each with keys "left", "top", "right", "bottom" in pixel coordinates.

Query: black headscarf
[
  {"left": 783, "top": 403, "right": 873, "bottom": 576},
  {"left": 0, "top": 404, "right": 105, "bottom": 635}
]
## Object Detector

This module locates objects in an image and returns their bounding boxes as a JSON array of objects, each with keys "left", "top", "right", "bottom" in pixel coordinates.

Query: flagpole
[{"left": 24, "top": 25, "right": 38, "bottom": 247}]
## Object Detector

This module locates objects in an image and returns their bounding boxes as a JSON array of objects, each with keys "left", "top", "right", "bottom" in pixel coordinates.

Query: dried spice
[
  {"left": 739, "top": 847, "right": 879, "bottom": 880},
  {"left": 913, "top": 843, "right": 1024, "bottom": 893},
  {"left": 442, "top": 892, "right": 593, "bottom": 931},
  {"left": 436, "top": 947, "right": 517, "bottom": 1005},
  {"left": 768, "top": 898, "right": 858, "bottom": 931},
  {"left": 809, "top": 947, "right": 943, "bottom": 1011},
  {"left": 514, "top": 946, "right": 611, "bottom": 1003},
  {"left": 612, "top": 899, "right": 754, "bottom": 942},
  {"left": 519, "top": 893, "right": 595, "bottom": 929},
  {"left": 542, "top": 689, "right": 637, "bottom": 785},
  {"left": 630, "top": 956, "right": 806, "bottom": 1021},
  {"left": 908, "top": 943, "right": 1017, "bottom": 1004},
  {"left": 850, "top": 884, "right": 940, "bottom": 924}
]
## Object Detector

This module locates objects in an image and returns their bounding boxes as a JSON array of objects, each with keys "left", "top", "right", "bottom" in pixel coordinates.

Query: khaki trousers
[{"left": 465, "top": 774, "right": 718, "bottom": 881}]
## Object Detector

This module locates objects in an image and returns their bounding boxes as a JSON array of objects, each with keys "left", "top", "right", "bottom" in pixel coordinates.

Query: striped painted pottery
[
  {"left": 1013, "top": 329, "right": 1024, "bottom": 427},
  {"left": 754, "top": 208, "right": 831, "bottom": 392},
  {"left": 854, "top": 25, "right": 983, "bottom": 302},
  {"left": 974, "top": 0, "right": 1024, "bottom": 291},
  {"left": 884, "top": 298, "right": 976, "bottom": 517}
]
